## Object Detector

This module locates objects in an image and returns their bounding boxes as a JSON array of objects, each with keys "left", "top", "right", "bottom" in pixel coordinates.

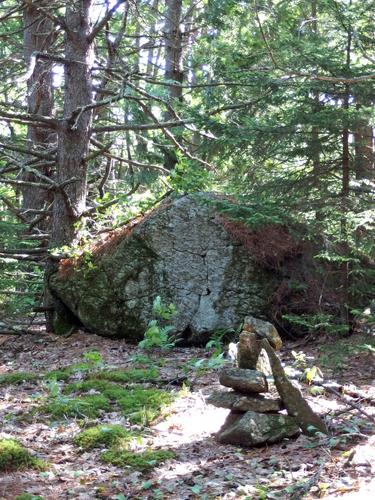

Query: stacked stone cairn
[{"left": 207, "top": 316, "right": 327, "bottom": 447}]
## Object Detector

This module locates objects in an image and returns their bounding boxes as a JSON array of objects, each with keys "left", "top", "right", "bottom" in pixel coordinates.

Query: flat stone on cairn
[
  {"left": 207, "top": 390, "right": 283, "bottom": 413},
  {"left": 219, "top": 368, "right": 268, "bottom": 394}
]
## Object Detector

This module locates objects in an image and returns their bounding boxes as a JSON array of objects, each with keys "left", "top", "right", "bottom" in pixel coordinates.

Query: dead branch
[
  {"left": 321, "top": 384, "right": 375, "bottom": 423},
  {"left": 0, "top": 141, "right": 55, "bottom": 160},
  {"left": 0, "top": 252, "right": 44, "bottom": 262},
  {"left": 88, "top": 0, "right": 126, "bottom": 43},
  {"left": 0, "top": 109, "right": 57, "bottom": 128}
]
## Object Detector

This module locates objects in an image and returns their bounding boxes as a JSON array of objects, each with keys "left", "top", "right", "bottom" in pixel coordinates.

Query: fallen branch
[{"left": 321, "top": 384, "right": 375, "bottom": 424}]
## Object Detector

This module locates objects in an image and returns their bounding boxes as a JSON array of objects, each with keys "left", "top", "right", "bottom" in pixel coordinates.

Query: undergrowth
[{"left": 319, "top": 334, "right": 375, "bottom": 373}]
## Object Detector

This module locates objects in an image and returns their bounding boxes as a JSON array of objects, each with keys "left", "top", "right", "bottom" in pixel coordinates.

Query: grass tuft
[{"left": 64, "top": 379, "right": 174, "bottom": 424}]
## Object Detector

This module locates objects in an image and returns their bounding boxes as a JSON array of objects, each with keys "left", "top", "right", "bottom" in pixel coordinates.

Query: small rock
[
  {"left": 207, "top": 390, "right": 283, "bottom": 413},
  {"left": 243, "top": 316, "right": 282, "bottom": 350},
  {"left": 219, "top": 368, "right": 268, "bottom": 394},
  {"left": 216, "top": 410, "right": 300, "bottom": 446}
]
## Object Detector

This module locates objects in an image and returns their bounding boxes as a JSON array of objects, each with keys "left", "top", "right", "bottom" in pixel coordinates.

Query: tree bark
[
  {"left": 51, "top": 0, "right": 94, "bottom": 247},
  {"left": 164, "top": 0, "right": 183, "bottom": 170},
  {"left": 46, "top": 1, "right": 94, "bottom": 332},
  {"left": 22, "top": 1, "right": 55, "bottom": 228},
  {"left": 354, "top": 95, "right": 374, "bottom": 180}
]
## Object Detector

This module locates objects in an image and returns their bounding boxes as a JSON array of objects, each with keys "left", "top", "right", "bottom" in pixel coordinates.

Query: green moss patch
[
  {"left": 43, "top": 367, "right": 74, "bottom": 382},
  {"left": 74, "top": 424, "right": 135, "bottom": 451},
  {"left": 64, "top": 379, "right": 128, "bottom": 400},
  {"left": 92, "top": 367, "right": 159, "bottom": 384},
  {"left": 0, "top": 439, "right": 45, "bottom": 472},
  {"left": 64, "top": 378, "right": 174, "bottom": 424},
  {"left": 15, "top": 494, "right": 43, "bottom": 500},
  {"left": 117, "top": 388, "right": 173, "bottom": 424},
  {"left": 44, "top": 395, "right": 110, "bottom": 419},
  {"left": 101, "top": 448, "right": 175, "bottom": 472},
  {"left": 0, "top": 372, "right": 39, "bottom": 385}
]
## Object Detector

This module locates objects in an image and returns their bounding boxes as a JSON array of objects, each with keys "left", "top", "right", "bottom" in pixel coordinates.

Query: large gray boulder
[{"left": 49, "top": 193, "right": 278, "bottom": 343}]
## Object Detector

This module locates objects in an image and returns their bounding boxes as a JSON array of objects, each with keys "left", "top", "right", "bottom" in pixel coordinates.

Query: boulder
[
  {"left": 49, "top": 193, "right": 278, "bottom": 343},
  {"left": 216, "top": 410, "right": 300, "bottom": 446},
  {"left": 219, "top": 368, "right": 268, "bottom": 394},
  {"left": 207, "top": 390, "right": 283, "bottom": 413}
]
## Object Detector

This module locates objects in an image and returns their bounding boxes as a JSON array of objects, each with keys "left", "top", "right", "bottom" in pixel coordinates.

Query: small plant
[
  {"left": 82, "top": 350, "right": 104, "bottom": 369},
  {"left": 74, "top": 424, "right": 135, "bottom": 451},
  {"left": 291, "top": 350, "right": 307, "bottom": 368},
  {"left": 44, "top": 377, "right": 61, "bottom": 399},
  {"left": 0, "top": 439, "right": 45, "bottom": 472},
  {"left": 139, "top": 296, "right": 178, "bottom": 350},
  {"left": 191, "top": 354, "right": 227, "bottom": 373},
  {"left": 43, "top": 367, "right": 74, "bottom": 382}
]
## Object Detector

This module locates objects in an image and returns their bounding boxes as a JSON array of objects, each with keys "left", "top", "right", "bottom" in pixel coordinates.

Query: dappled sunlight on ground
[
  {"left": 0, "top": 329, "right": 374, "bottom": 498},
  {"left": 153, "top": 391, "right": 228, "bottom": 445}
]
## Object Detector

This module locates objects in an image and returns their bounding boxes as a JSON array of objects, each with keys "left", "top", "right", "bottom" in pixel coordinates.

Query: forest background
[{"left": 0, "top": 0, "right": 374, "bottom": 338}]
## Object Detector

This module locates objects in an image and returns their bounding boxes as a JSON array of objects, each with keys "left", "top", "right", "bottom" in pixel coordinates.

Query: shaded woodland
[{"left": 0, "top": 1, "right": 374, "bottom": 499}]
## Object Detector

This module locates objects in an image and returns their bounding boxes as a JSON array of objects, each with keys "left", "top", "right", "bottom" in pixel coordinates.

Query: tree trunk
[
  {"left": 51, "top": 0, "right": 94, "bottom": 247},
  {"left": 354, "top": 95, "right": 374, "bottom": 180},
  {"left": 310, "top": 0, "right": 323, "bottom": 221},
  {"left": 23, "top": 1, "right": 55, "bottom": 228},
  {"left": 46, "top": 1, "right": 94, "bottom": 332},
  {"left": 164, "top": 0, "right": 183, "bottom": 170}
]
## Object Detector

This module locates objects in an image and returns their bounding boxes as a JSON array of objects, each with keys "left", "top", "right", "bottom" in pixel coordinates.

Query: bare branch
[
  {"left": 88, "top": 0, "right": 126, "bottom": 43},
  {"left": 0, "top": 109, "right": 57, "bottom": 127},
  {"left": 0, "top": 141, "right": 55, "bottom": 160}
]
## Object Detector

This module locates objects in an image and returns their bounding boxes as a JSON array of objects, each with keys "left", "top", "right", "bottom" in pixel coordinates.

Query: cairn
[{"left": 207, "top": 316, "right": 327, "bottom": 446}]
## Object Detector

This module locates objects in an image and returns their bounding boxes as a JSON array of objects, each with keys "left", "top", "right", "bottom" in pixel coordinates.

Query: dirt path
[{"left": 0, "top": 330, "right": 374, "bottom": 499}]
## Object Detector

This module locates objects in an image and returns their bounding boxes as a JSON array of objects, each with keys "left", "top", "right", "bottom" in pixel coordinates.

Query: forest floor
[{"left": 0, "top": 328, "right": 374, "bottom": 500}]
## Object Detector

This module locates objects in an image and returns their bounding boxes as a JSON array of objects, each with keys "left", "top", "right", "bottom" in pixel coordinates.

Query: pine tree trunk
[
  {"left": 46, "top": 1, "right": 94, "bottom": 332},
  {"left": 23, "top": 1, "right": 55, "bottom": 228},
  {"left": 164, "top": 0, "right": 183, "bottom": 171},
  {"left": 354, "top": 95, "right": 374, "bottom": 181},
  {"left": 51, "top": 0, "right": 94, "bottom": 247}
]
